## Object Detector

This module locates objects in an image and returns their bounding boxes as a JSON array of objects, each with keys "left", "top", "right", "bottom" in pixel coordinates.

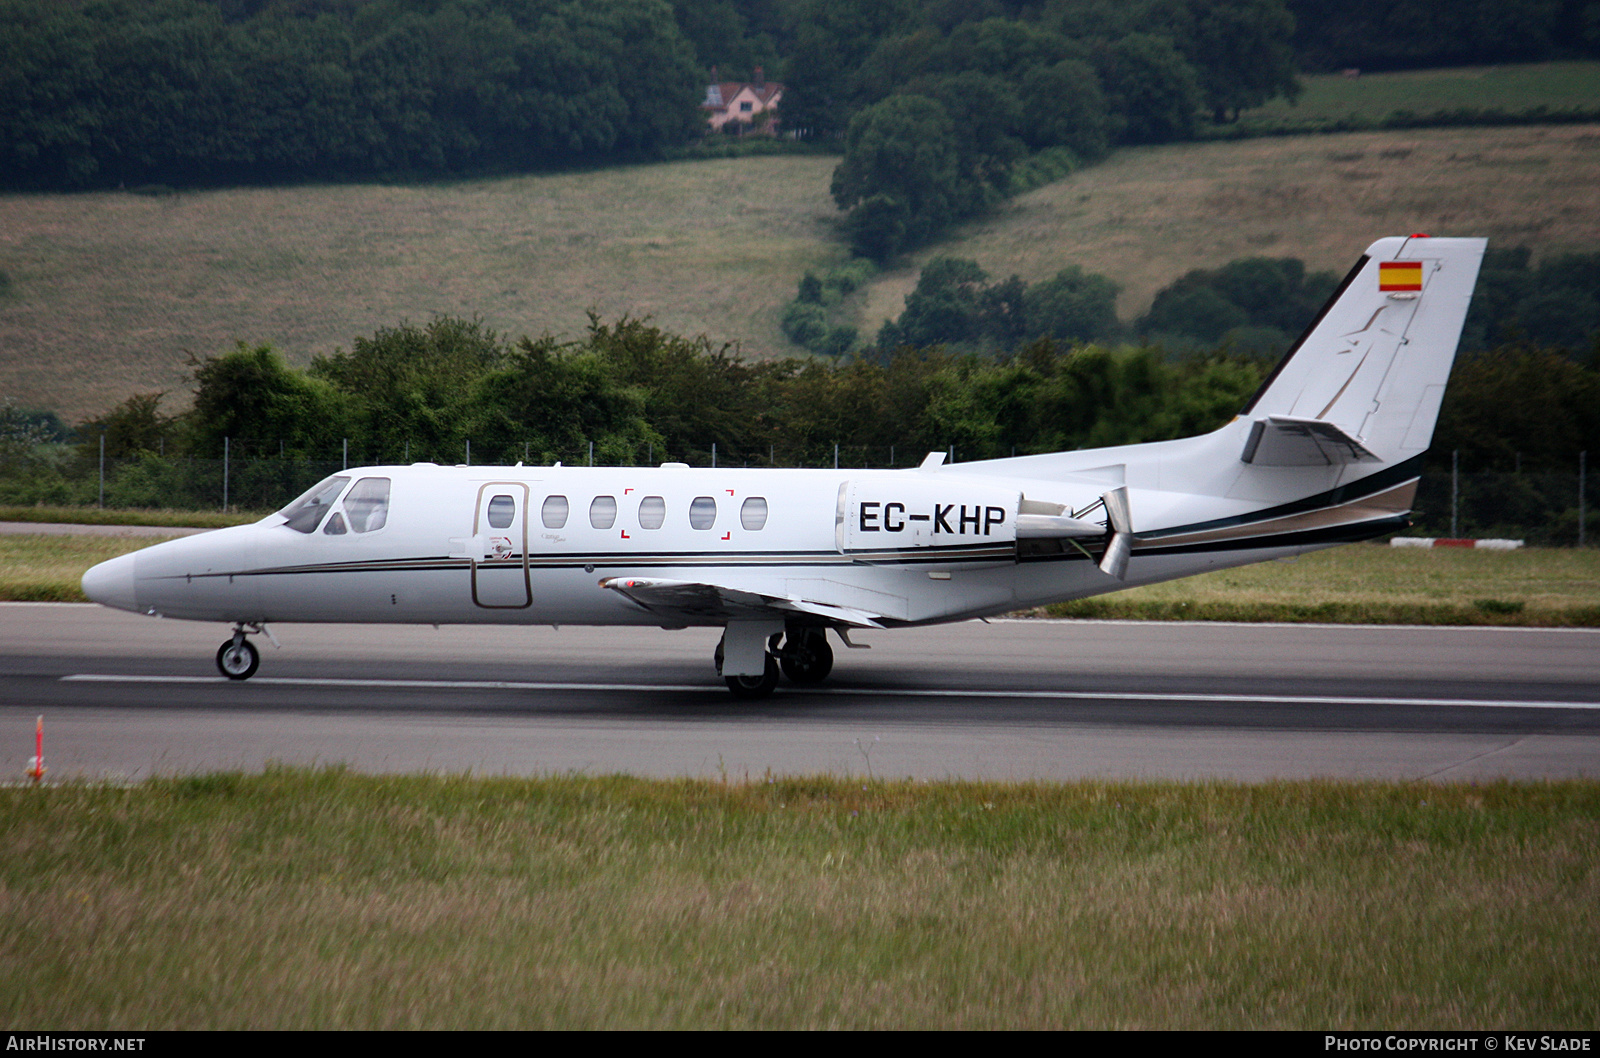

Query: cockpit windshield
[{"left": 279, "top": 475, "right": 350, "bottom": 533}]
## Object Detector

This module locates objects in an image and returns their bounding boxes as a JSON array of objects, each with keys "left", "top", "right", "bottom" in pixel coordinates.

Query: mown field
[
  {"left": 1241, "top": 61, "right": 1600, "bottom": 130},
  {"left": 858, "top": 122, "right": 1600, "bottom": 334},
  {"left": 1, "top": 769, "right": 1594, "bottom": 1029},
  {"left": 0, "top": 156, "right": 846, "bottom": 420},
  {"left": 5, "top": 71, "right": 1600, "bottom": 422},
  {"left": 8, "top": 524, "right": 1600, "bottom": 624}
]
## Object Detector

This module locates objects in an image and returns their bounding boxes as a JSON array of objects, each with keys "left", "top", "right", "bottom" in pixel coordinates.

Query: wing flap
[{"left": 599, "top": 576, "right": 887, "bottom": 628}]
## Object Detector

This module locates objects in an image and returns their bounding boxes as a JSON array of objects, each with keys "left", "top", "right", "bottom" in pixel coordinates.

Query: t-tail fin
[{"left": 1238, "top": 235, "right": 1485, "bottom": 467}]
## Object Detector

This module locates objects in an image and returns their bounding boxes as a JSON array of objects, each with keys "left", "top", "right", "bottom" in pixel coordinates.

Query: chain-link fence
[{"left": 1, "top": 441, "right": 1593, "bottom": 545}]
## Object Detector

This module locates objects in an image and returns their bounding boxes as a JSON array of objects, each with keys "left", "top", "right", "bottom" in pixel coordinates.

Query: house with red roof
[{"left": 703, "top": 67, "right": 783, "bottom": 134}]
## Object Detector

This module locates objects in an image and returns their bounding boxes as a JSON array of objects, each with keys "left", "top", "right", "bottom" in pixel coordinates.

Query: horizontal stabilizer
[
  {"left": 1241, "top": 416, "right": 1381, "bottom": 467},
  {"left": 599, "top": 576, "right": 886, "bottom": 628}
]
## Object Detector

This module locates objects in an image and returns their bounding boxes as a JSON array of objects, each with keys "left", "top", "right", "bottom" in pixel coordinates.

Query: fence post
[
  {"left": 589, "top": 441, "right": 594, "bottom": 467},
  {"left": 465, "top": 439, "right": 471, "bottom": 467},
  {"left": 834, "top": 442, "right": 839, "bottom": 470},
  {"left": 1450, "top": 449, "right": 1459, "bottom": 538},
  {"left": 711, "top": 442, "right": 716, "bottom": 468},
  {"left": 342, "top": 438, "right": 347, "bottom": 471},
  {"left": 98, "top": 432, "right": 105, "bottom": 509},
  {"left": 223, "top": 436, "right": 230, "bottom": 512},
  {"left": 1582, "top": 450, "right": 1588, "bottom": 548}
]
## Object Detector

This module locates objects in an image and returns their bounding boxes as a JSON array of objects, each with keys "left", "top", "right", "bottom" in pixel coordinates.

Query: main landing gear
[
  {"left": 715, "top": 625, "right": 836, "bottom": 699},
  {"left": 216, "top": 623, "right": 271, "bottom": 680}
]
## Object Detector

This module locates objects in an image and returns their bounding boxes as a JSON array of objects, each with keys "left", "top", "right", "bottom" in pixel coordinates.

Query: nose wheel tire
[
  {"left": 216, "top": 638, "right": 260, "bottom": 680},
  {"left": 724, "top": 656, "right": 780, "bottom": 699}
]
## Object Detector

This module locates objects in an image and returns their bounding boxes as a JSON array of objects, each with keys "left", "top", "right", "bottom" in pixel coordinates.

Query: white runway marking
[{"left": 61, "top": 674, "right": 1600, "bottom": 711}]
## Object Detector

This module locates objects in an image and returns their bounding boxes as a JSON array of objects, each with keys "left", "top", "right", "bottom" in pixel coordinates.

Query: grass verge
[
  {"left": 0, "top": 506, "right": 258, "bottom": 529},
  {"left": 1042, "top": 544, "right": 1600, "bottom": 627},
  {"left": 0, "top": 768, "right": 1594, "bottom": 1029},
  {"left": 0, "top": 534, "right": 183, "bottom": 601}
]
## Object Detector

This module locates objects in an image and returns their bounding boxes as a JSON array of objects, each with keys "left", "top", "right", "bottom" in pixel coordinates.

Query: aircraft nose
[{"left": 82, "top": 552, "right": 140, "bottom": 613}]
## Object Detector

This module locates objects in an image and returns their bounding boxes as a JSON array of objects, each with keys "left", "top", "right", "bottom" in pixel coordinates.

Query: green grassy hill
[
  {"left": 0, "top": 156, "right": 845, "bottom": 421},
  {"left": 5, "top": 114, "right": 1600, "bottom": 423},
  {"left": 855, "top": 122, "right": 1600, "bottom": 339}
]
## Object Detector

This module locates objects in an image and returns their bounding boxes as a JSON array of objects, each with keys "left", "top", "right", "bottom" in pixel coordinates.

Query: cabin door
[{"left": 471, "top": 482, "right": 532, "bottom": 609}]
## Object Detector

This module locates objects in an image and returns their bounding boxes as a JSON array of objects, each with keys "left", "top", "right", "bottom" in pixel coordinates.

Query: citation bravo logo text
[{"left": 1328, "top": 1040, "right": 1592, "bottom": 1052}]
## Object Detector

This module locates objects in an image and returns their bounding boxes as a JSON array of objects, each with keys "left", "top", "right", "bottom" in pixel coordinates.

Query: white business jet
[{"left": 82, "top": 236, "right": 1484, "bottom": 697}]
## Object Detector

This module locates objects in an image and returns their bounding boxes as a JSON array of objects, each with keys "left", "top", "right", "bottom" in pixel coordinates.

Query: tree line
[
  {"left": 2, "top": 312, "right": 1596, "bottom": 540},
  {"left": 790, "top": 246, "right": 1600, "bottom": 363},
  {"left": 0, "top": 0, "right": 706, "bottom": 188},
  {"left": 0, "top": 310, "right": 1587, "bottom": 482}
]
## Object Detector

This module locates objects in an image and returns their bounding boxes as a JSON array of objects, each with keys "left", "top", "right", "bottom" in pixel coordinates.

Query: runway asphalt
[{"left": 2, "top": 603, "right": 1597, "bottom": 783}]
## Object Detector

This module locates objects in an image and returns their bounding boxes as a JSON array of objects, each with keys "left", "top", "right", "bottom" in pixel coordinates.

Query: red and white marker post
[{"left": 25, "top": 715, "right": 45, "bottom": 784}]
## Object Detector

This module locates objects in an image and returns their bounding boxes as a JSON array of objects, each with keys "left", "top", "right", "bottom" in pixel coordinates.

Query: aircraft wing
[{"left": 598, "top": 576, "right": 887, "bottom": 628}]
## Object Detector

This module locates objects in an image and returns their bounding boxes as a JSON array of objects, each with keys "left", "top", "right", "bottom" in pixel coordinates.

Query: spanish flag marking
[{"left": 1379, "top": 261, "right": 1423, "bottom": 291}]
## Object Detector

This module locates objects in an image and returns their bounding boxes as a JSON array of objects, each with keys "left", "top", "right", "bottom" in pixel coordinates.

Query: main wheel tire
[
  {"left": 216, "top": 638, "right": 259, "bottom": 680},
  {"left": 724, "top": 655, "right": 780, "bottom": 699},
  {"left": 780, "top": 630, "right": 833, "bottom": 685}
]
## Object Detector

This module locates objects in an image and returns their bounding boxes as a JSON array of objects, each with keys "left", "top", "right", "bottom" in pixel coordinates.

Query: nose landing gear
[{"left": 216, "top": 622, "right": 272, "bottom": 680}]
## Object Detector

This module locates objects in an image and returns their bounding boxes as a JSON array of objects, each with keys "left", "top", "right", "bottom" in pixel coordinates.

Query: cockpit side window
[
  {"left": 279, "top": 475, "right": 350, "bottom": 534},
  {"left": 323, "top": 511, "right": 348, "bottom": 535},
  {"left": 343, "top": 477, "right": 391, "bottom": 533}
]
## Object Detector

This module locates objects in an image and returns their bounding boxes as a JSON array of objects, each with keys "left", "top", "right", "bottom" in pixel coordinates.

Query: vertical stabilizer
[{"left": 1239, "top": 236, "right": 1485, "bottom": 466}]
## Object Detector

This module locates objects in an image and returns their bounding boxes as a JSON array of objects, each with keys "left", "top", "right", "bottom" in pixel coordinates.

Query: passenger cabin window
[
  {"left": 689, "top": 496, "right": 717, "bottom": 530},
  {"left": 638, "top": 495, "right": 665, "bottom": 530},
  {"left": 741, "top": 496, "right": 768, "bottom": 531},
  {"left": 343, "top": 477, "right": 390, "bottom": 533},
  {"left": 486, "top": 494, "right": 516, "bottom": 529},
  {"left": 280, "top": 475, "right": 350, "bottom": 534},
  {"left": 542, "top": 495, "right": 569, "bottom": 529},
  {"left": 589, "top": 495, "right": 617, "bottom": 529}
]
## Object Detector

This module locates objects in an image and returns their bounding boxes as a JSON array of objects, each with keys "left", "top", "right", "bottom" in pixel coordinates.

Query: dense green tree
[
  {"left": 877, "top": 258, "right": 994, "bottom": 348},
  {"left": 464, "top": 338, "right": 659, "bottom": 464},
  {"left": 188, "top": 342, "right": 350, "bottom": 457},
  {"left": 783, "top": 0, "right": 920, "bottom": 136},
  {"left": 1287, "top": 0, "right": 1575, "bottom": 72},
  {"left": 1171, "top": 0, "right": 1299, "bottom": 122},
  {"left": 1019, "top": 59, "right": 1113, "bottom": 157},
  {"left": 76, "top": 394, "right": 176, "bottom": 460},
  {"left": 1433, "top": 344, "right": 1600, "bottom": 470},
  {"left": 1092, "top": 33, "right": 1202, "bottom": 143},
  {"left": 1024, "top": 266, "right": 1122, "bottom": 343},
  {"left": 1460, "top": 248, "right": 1600, "bottom": 354},
  {"left": 1139, "top": 257, "right": 1337, "bottom": 353},
  {"left": 830, "top": 94, "right": 969, "bottom": 259},
  {"left": 309, "top": 316, "right": 507, "bottom": 461},
  {"left": 877, "top": 258, "right": 1121, "bottom": 352}
]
